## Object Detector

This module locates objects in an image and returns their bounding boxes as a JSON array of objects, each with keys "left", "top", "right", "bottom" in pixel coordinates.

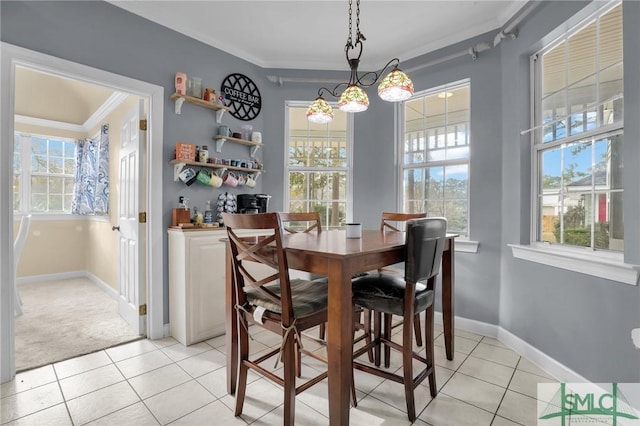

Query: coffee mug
[
  {"left": 237, "top": 174, "right": 246, "bottom": 186},
  {"left": 224, "top": 171, "right": 238, "bottom": 187},
  {"left": 209, "top": 172, "right": 223, "bottom": 188},
  {"left": 195, "top": 169, "right": 211, "bottom": 185},
  {"left": 251, "top": 132, "right": 262, "bottom": 143},
  {"left": 245, "top": 174, "right": 257, "bottom": 188},
  {"left": 345, "top": 223, "right": 362, "bottom": 239},
  {"left": 218, "top": 125, "right": 232, "bottom": 137},
  {"left": 178, "top": 167, "right": 197, "bottom": 185}
]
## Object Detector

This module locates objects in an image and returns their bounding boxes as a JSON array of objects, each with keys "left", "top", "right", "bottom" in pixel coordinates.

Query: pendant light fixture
[{"left": 307, "top": 0, "right": 414, "bottom": 123}]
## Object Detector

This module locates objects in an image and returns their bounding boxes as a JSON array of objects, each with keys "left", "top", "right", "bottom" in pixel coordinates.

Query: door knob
[{"left": 112, "top": 225, "right": 120, "bottom": 231}]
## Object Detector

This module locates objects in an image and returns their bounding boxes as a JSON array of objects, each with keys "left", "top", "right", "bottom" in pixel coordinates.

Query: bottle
[
  {"left": 195, "top": 146, "right": 200, "bottom": 162},
  {"left": 199, "top": 145, "right": 209, "bottom": 163},
  {"left": 204, "top": 200, "right": 213, "bottom": 224}
]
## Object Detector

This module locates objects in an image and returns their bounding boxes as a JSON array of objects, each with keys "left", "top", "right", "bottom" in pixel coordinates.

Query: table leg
[
  {"left": 225, "top": 243, "right": 238, "bottom": 395},
  {"left": 442, "top": 238, "right": 455, "bottom": 360},
  {"left": 326, "top": 258, "right": 352, "bottom": 425}
]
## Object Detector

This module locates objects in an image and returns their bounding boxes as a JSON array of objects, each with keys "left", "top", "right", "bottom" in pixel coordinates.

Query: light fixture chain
[
  {"left": 347, "top": 0, "right": 353, "bottom": 49},
  {"left": 355, "top": 0, "right": 361, "bottom": 41}
]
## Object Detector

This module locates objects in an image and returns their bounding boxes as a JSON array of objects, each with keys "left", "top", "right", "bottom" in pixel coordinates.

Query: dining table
[{"left": 225, "top": 229, "right": 457, "bottom": 425}]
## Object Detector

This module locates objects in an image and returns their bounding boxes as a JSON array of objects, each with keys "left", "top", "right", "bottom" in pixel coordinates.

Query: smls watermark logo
[{"left": 538, "top": 383, "right": 640, "bottom": 425}]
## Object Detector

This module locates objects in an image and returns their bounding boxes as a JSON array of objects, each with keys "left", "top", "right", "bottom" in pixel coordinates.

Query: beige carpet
[{"left": 15, "top": 278, "right": 143, "bottom": 372}]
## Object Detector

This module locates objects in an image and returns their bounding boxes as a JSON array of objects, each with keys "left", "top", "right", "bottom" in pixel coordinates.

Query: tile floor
[{"left": 1, "top": 323, "right": 558, "bottom": 425}]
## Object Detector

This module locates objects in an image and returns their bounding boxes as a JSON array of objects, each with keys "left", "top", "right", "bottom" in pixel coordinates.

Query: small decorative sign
[{"left": 221, "top": 73, "right": 262, "bottom": 121}]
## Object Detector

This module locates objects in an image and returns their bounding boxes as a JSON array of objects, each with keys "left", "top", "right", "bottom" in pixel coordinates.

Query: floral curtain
[{"left": 72, "top": 124, "right": 110, "bottom": 215}]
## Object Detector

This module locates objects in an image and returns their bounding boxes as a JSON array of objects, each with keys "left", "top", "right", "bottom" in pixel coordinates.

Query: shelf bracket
[
  {"left": 215, "top": 138, "right": 226, "bottom": 153},
  {"left": 250, "top": 145, "right": 261, "bottom": 158},
  {"left": 174, "top": 97, "right": 185, "bottom": 115},
  {"left": 173, "top": 163, "right": 185, "bottom": 181},
  {"left": 215, "top": 109, "right": 225, "bottom": 124}
]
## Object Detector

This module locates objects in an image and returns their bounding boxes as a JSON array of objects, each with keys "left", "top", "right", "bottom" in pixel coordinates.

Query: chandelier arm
[
  {"left": 317, "top": 83, "right": 350, "bottom": 99},
  {"left": 354, "top": 58, "right": 402, "bottom": 87}
]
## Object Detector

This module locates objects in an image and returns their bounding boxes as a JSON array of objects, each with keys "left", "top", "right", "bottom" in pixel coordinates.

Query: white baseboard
[
  {"left": 16, "top": 270, "right": 85, "bottom": 285},
  {"left": 497, "top": 327, "right": 588, "bottom": 383},
  {"left": 16, "top": 270, "right": 118, "bottom": 299},
  {"left": 85, "top": 271, "right": 118, "bottom": 299},
  {"left": 435, "top": 310, "right": 588, "bottom": 383}
]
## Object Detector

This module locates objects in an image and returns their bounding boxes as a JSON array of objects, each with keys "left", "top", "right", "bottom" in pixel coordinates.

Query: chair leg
[
  {"left": 383, "top": 313, "right": 392, "bottom": 369},
  {"left": 362, "top": 308, "right": 374, "bottom": 363},
  {"left": 295, "top": 340, "right": 302, "bottom": 378},
  {"left": 318, "top": 323, "right": 325, "bottom": 340},
  {"left": 426, "top": 304, "right": 437, "bottom": 397},
  {"left": 234, "top": 316, "right": 250, "bottom": 416},
  {"left": 414, "top": 313, "right": 423, "bottom": 347},
  {"left": 282, "top": 326, "right": 297, "bottom": 426},
  {"left": 402, "top": 312, "right": 417, "bottom": 422},
  {"left": 373, "top": 310, "right": 382, "bottom": 367}
]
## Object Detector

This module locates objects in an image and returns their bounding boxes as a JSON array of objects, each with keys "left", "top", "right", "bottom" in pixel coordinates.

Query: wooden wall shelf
[{"left": 171, "top": 93, "right": 230, "bottom": 123}]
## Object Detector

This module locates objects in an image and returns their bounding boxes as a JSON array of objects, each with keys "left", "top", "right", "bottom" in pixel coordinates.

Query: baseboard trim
[
  {"left": 434, "top": 310, "right": 588, "bottom": 382},
  {"left": 85, "top": 272, "right": 118, "bottom": 299},
  {"left": 16, "top": 271, "right": 85, "bottom": 285},
  {"left": 16, "top": 271, "right": 118, "bottom": 299}
]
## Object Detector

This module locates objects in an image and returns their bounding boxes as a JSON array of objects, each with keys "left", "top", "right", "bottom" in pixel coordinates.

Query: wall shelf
[
  {"left": 170, "top": 159, "right": 263, "bottom": 181},
  {"left": 212, "top": 135, "right": 263, "bottom": 156},
  {"left": 171, "top": 93, "right": 229, "bottom": 123}
]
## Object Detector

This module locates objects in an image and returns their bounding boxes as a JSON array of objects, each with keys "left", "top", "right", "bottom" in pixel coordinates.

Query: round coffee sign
[{"left": 221, "top": 73, "right": 262, "bottom": 121}]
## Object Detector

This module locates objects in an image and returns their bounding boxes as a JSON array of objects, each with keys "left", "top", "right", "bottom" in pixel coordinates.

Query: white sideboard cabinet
[
  {"left": 168, "top": 227, "right": 272, "bottom": 346},
  {"left": 168, "top": 228, "right": 228, "bottom": 345}
]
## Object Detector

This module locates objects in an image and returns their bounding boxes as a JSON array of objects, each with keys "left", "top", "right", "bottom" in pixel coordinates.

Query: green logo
[{"left": 538, "top": 383, "right": 639, "bottom": 426}]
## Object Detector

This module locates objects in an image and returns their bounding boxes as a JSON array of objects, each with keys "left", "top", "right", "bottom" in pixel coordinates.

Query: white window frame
[
  {"left": 510, "top": 0, "right": 639, "bottom": 285},
  {"left": 14, "top": 132, "right": 77, "bottom": 215},
  {"left": 397, "top": 79, "right": 478, "bottom": 253},
  {"left": 283, "top": 100, "right": 354, "bottom": 225}
]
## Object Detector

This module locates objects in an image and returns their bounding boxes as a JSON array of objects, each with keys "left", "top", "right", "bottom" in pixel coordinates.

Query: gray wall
[
  {"left": 2, "top": 0, "right": 639, "bottom": 381},
  {"left": 499, "top": 0, "right": 640, "bottom": 382}
]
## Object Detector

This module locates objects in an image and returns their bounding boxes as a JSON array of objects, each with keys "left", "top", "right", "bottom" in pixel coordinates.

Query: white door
[{"left": 117, "top": 100, "right": 146, "bottom": 334}]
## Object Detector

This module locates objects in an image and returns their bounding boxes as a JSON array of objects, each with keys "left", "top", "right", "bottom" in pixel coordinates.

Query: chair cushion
[
  {"left": 246, "top": 278, "right": 328, "bottom": 318},
  {"left": 351, "top": 274, "right": 433, "bottom": 316}
]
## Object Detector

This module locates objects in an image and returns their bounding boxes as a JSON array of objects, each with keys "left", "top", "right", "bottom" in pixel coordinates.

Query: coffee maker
[{"left": 237, "top": 194, "right": 271, "bottom": 214}]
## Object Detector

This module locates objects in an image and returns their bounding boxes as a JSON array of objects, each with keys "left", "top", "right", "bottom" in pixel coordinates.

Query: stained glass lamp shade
[
  {"left": 306, "top": 96, "right": 334, "bottom": 124},
  {"left": 338, "top": 85, "right": 369, "bottom": 112},
  {"left": 378, "top": 68, "right": 414, "bottom": 102}
]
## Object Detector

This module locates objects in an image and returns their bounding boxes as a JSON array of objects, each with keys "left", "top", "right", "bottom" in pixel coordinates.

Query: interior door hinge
[
  {"left": 139, "top": 304, "right": 147, "bottom": 316},
  {"left": 139, "top": 212, "right": 147, "bottom": 223},
  {"left": 139, "top": 119, "right": 147, "bottom": 131}
]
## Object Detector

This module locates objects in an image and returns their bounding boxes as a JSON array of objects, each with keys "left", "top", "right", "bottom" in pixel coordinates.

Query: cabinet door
[{"left": 187, "top": 236, "right": 227, "bottom": 343}]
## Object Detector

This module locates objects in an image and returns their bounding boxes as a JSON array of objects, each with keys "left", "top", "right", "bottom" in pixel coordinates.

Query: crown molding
[{"left": 14, "top": 91, "right": 128, "bottom": 133}]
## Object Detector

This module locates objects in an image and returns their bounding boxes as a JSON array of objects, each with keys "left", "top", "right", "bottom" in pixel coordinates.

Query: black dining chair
[
  {"left": 351, "top": 217, "right": 447, "bottom": 422},
  {"left": 378, "top": 212, "right": 428, "bottom": 349}
]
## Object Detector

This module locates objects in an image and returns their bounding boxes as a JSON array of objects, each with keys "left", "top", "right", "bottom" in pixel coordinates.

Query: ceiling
[
  {"left": 15, "top": 67, "right": 117, "bottom": 125},
  {"left": 108, "top": 0, "right": 527, "bottom": 71}
]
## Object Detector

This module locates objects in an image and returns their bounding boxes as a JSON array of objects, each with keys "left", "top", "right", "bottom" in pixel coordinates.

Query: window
[
  {"left": 285, "top": 102, "right": 353, "bottom": 229},
  {"left": 400, "top": 80, "right": 470, "bottom": 236},
  {"left": 13, "top": 133, "right": 77, "bottom": 213},
  {"left": 533, "top": 2, "right": 623, "bottom": 251}
]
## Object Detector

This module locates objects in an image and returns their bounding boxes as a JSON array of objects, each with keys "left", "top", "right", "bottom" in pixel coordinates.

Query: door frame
[{"left": 1, "top": 42, "right": 165, "bottom": 383}]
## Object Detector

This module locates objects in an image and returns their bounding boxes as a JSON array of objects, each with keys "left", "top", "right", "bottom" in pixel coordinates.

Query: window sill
[
  {"left": 509, "top": 243, "right": 639, "bottom": 286},
  {"left": 456, "top": 239, "right": 479, "bottom": 253}
]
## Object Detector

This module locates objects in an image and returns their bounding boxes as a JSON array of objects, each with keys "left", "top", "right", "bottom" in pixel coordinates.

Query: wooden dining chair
[
  {"left": 352, "top": 217, "right": 447, "bottom": 422},
  {"left": 222, "top": 212, "right": 332, "bottom": 425},
  {"left": 278, "top": 211, "right": 322, "bottom": 234}
]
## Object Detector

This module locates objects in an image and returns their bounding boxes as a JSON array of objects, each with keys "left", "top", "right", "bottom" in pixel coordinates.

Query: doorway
[
  {"left": 1, "top": 42, "right": 165, "bottom": 383},
  {"left": 12, "top": 66, "right": 145, "bottom": 371}
]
